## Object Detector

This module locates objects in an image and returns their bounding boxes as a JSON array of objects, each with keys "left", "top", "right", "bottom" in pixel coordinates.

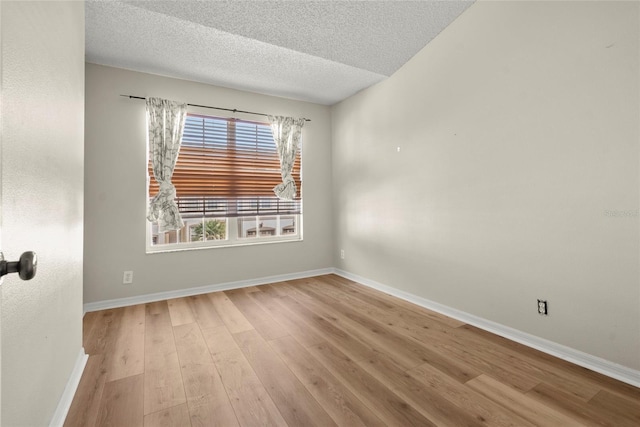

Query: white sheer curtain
[
  {"left": 268, "top": 116, "right": 305, "bottom": 200},
  {"left": 146, "top": 97, "right": 187, "bottom": 232}
]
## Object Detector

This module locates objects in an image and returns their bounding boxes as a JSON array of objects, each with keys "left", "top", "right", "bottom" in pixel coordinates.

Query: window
[{"left": 148, "top": 114, "right": 302, "bottom": 251}]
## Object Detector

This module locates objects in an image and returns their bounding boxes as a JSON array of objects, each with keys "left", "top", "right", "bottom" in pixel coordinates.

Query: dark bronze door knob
[{"left": 0, "top": 251, "right": 37, "bottom": 281}]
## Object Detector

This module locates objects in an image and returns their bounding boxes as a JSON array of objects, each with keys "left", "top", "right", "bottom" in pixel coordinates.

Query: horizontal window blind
[{"left": 149, "top": 114, "right": 302, "bottom": 218}]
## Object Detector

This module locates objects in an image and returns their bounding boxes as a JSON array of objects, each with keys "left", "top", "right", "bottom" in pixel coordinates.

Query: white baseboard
[
  {"left": 49, "top": 348, "right": 88, "bottom": 427},
  {"left": 83, "top": 268, "right": 334, "bottom": 313},
  {"left": 334, "top": 269, "right": 640, "bottom": 389}
]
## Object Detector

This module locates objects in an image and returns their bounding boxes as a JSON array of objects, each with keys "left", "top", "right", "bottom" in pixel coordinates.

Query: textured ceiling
[{"left": 86, "top": 0, "right": 474, "bottom": 105}]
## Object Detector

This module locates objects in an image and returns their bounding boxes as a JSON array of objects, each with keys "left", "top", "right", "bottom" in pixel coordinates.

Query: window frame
[{"left": 146, "top": 111, "right": 304, "bottom": 253}]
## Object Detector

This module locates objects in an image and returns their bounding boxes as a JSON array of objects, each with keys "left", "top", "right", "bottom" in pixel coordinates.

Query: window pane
[
  {"left": 204, "top": 219, "right": 227, "bottom": 241},
  {"left": 281, "top": 216, "right": 296, "bottom": 235},
  {"left": 186, "top": 219, "right": 204, "bottom": 242},
  {"left": 151, "top": 223, "right": 189, "bottom": 245},
  {"left": 238, "top": 217, "right": 257, "bottom": 238},
  {"left": 188, "top": 219, "right": 227, "bottom": 241},
  {"left": 151, "top": 223, "right": 159, "bottom": 245},
  {"left": 258, "top": 216, "right": 277, "bottom": 237}
]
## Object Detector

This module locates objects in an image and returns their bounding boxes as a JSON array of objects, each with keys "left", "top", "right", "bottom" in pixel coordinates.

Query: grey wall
[
  {"left": 1, "top": 1, "right": 85, "bottom": 425},
  {"left": 84, "top": 64, "right": 333, "bottom": 303},
  {"left": 331, "top": 1, "right": 639, "bottom": 370}
]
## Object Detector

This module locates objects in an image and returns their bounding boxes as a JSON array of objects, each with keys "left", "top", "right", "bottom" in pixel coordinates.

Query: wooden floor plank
[
  {"left": 298, "top": 278, "right": 483, "bottom": 383},
  {"left": 96, "top": 374, "right": 144, "bottom": 427},
  {"left": 255, "top": 281, "right": 292, "bottom": 297},
  {"left": 214, "top": 347, "right": 287, "bottom": 427},
  {"left": 526, "top": 382, "right": 613, "bottom": 426},
  {"left": 173, "top": 322, "right": 239, "bottom": 427},
  {"left": 293, "top": 283, "right": 445, "bottom": 370},
  {"left": 82, "top": 311, "right": 101, "bottom": 349},
  {"left": 269, "top": 335, "right": 387, "bottom": 427},
  {"left": 143, "top": 301, "right": 186, "bottom": 415},
  {"left": 201, "top": 325, "right": 241, "bottom": 364},
  {"left": 584, "top": 372, "right": 640, "bottom": 402},
  {"left": 274, "top": 294, "right": 374, "bottom": 362},
  {"left": 267, "top": 279, "right": 319, "bottom": 298},
  {"left": 299, "top": 276, "right": 396, "bottom": 311},
  {"left": 307, "top": 280, "right": 542, "bottom": 395},
  {"left": 317, "top": 275, "right": 466, "bottom": 328},
  {"left": 64, "top": 355, "right": 108, "bottom": 427},
  {"left": 247, "top": 288, "right": 325, "bottom": 348},
  {"left": 587, "top": 389, "right": 640, "bottom": 426},
  {"left": 107, "top": 304, "right": 146, "bottom": 382},
  {"left": 308, "top": 340, "right": 437, "bottom": 426},
  {"left": 186, "top": 294, "right": 224, "bottom": 329},
  {"left": 225, "top": 289, "right": 289, "bottom": 340},
  {"left": 306, "top": 278, "right": 540, "bottom": 393},
  {"left": 467, "top": 374, "right": 584, "bottom": 426},
  {"left": 234, "top": 329, "right": 337, "bottom": 427},
  {"left": 209, "top": 291, "right": 254, "bottom": 334},
  {"left": 459, "top": 324, "right": 637, "bottom": 402},
  {"left": 143, "top": 403, "right": 191, "bottom": 427},
  {"left": 410, "top": 324, "right": 541, "bottom": 392},
  {"left": 356, "top": 350, "right": 486, "bottom": 426},
  {"left": 408, "top": 361, "right": 536, "bottom": 427},
  {"left": 167, "top": 297, "right": 196, "bottom": 327},
  {"left": 84, "top": 308, "right": 123, "bottom": 355},
  {"left": 454, "top": 324, "right": 601, "bottom": 400},
  {"left": 282, "top": 284, "right": 539, "bottom": 392}
]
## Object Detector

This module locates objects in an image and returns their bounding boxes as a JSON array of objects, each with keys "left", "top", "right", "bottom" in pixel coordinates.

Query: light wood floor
[{"left": 65, "top": 274, "right": 640, "bottom": 426}]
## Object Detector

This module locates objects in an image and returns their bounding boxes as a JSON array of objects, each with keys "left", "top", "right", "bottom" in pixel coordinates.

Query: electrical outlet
[
  {"left": 537, "top": 299, "right": 548, "bottom": 315},
  {"left": 123, "top": 271, "right": 133, "bottom": 284},
  {"left": 340, "top": 249, "right": 345, "bottom": 259}
]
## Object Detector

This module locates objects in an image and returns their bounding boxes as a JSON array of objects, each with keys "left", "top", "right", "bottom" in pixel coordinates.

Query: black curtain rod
[{"left": 120, "top": 95, "right": 311, "bottom": 122}]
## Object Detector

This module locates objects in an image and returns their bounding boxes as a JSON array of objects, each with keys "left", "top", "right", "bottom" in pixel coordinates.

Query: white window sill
[{"left": 146, "top": 236, "right": 303, "bottom": 254}]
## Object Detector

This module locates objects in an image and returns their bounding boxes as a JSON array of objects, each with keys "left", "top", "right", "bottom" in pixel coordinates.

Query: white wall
[
  {"left": 84, "top": 64, "right": 333, "bottom": 303},
  {"left": 332, "top": 0, "right": 639, "bottom": 370},
  {"left": 1, "top": 1, "right": 85, "bottom": 425}
]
